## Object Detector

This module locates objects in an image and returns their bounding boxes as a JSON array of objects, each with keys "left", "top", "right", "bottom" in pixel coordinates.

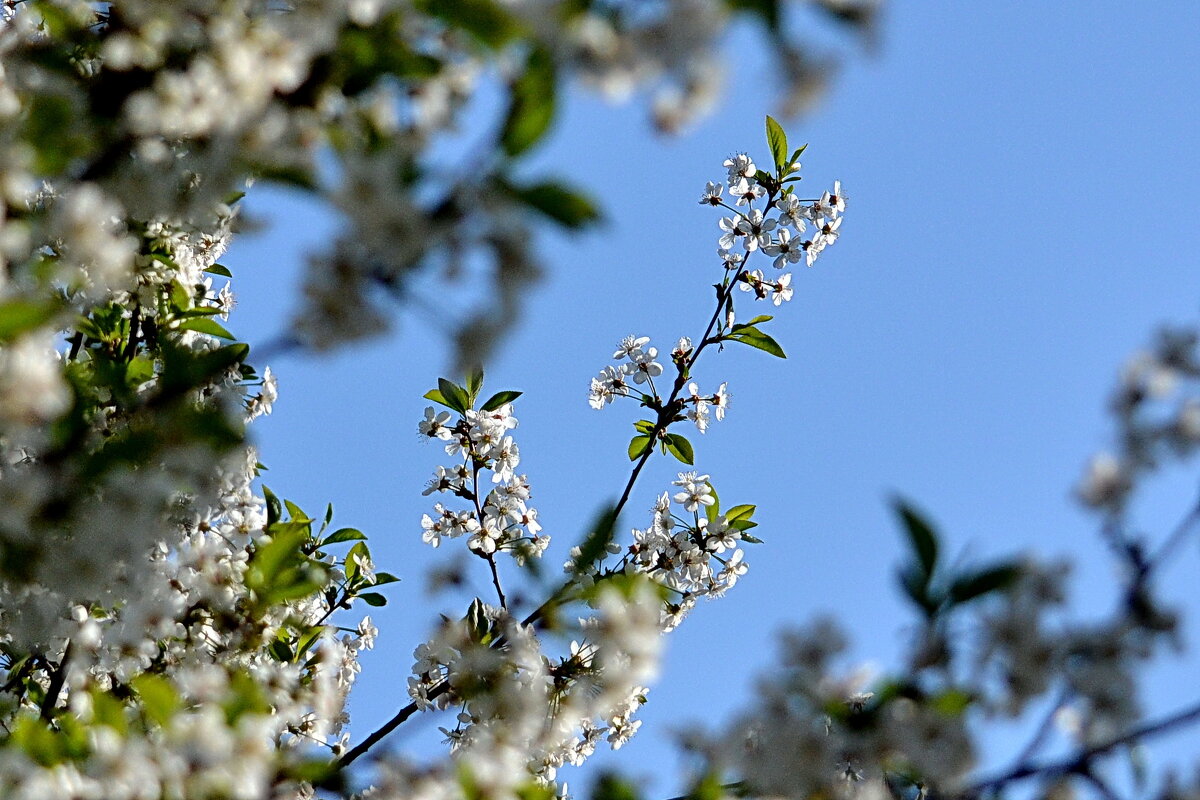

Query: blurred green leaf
[
  {"left": 948, "top": 562, "right": 1020, "bottom": 605},
  {"left": 504, "top": 178, "right": 601, "bottom": 229},
  {"left": 501, "top": 46, "right": 557, "bottom": 156},
  {"left": 571, "top": 504, "right": 620, "bottom": 573},
  {"left": 0, "top": 300, "right": 59, "bottom": 342},
  {"left": 893, "top": 498, "right": 939, "bottom": 579}
]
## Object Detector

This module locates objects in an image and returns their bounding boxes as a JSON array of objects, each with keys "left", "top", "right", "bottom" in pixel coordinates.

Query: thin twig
[
  {"left": 39, "top": 642, "right": 72, "bottom": 722},
  {"left": 962, "top": 698, "right": 1200, "bottom": 798}
]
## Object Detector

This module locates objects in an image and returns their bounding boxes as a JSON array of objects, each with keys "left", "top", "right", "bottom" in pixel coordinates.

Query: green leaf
[
  {"left": 930, "top": 688, "right": 973, "bottom": 716},
  {"left": 89, "top": 690, "right": 128, "bottom": 735},
  {"left": 725, "top": 504, "right": 756, "bottom": 523},
  {"left": 205, "top": 263, "right": 233, "bottom": 277},
  {"left": 466, "top": 367, "right": 485, "bottom": 404},
  {"left": 632, "top": 419, "right": 656, "bottom": 434},
  {"left": 627, "top": 434, "right": 652, "bottom": 461},
  {"left": 765, "top": 115, "right": 788, "bottom": 172},
  {"left": 131, "top": 674, "right": 180, "bottom": 728},
  {"left": 438, "top": 378, "right": 470, "bottom": 413},
  {"left": 787, "top": 144, "right": 808, "bottom": 173},
  {"left": 500, "top": 46, "right": 556, "bottom": 157},
  {"left": 322, "top": 528, "right": 367, "bottom": 545},
  {"left": 948, "top": 562, "right": 1021, "bottom": 605},
  {"left": 371, "top": 571, "right": 401, "bottom": 586},
  {"left": 419, "top": 0, "right": 521, "bottom": 48},
  {"left": 423, "top": 388, "right": 452, "bottom": 408},
  {"left": 283, "top": 499, "right": 312, "bottom": 523},
  {"left": 175, "top": 317, "right": 235, "bottom": 340},
  {"left": 262, "top": 485, "right": 283, "bottom": 528},
  {"left": 727, "top": 326, "right": 787, "bottom": 358},
  {"left": 481, "top": 390, "right": 522, "bottom": 411},
  {"left": 740, "top": 532, "right": 764, "bottom": 544},
  {"left": 893, "top": 498, "right": 940, "bottom": 579},
  {"left": 358, "top": 591, "right": 388, "bottom": 607},
  {"left": 345, "top": 541, "right": 370, "bottom": 582},
  {"left": 466, "top": 598, "right": 490, "bottom": 642},
  {"left": 897, "top": 564, "right": 934, "bottom": 616},
  {"left": 506, "top": 179, "right": 601, "bottom": 229},
  {"left": 732, "top": 314, "right": 774, "bottom": 331},
  {"left": 592, "top": 773, "right": 641, "bottom": 800},
  {"left": 0, "top": 300, "right": 58, "bottom": 342},
  {"left": 571, "top": 504, "right": 620, "bottom": 573},
  {"left": 295, "top": 626, "right": 325, "bottom": 658},
  {"left": 663, "top": 433, "right": 694, "bottom": 465}
]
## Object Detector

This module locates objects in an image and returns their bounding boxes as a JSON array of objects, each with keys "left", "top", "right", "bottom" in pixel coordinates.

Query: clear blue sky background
[{"left": 225, "top": 3, "right": 1200, "bottom": 794}]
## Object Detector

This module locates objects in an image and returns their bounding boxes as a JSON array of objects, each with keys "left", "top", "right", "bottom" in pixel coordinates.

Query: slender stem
[
  {"left": 469, "top": 460, "right": 507, "bottom": 610},
  {"left": 1144, "top": 495, "right": 1200, "bottom": 576},
  {"left": 122, "top": 303, "right": 141, "bottom": 362},
  {"left": 485, "top": 553, "right": 508, "bottom": 609},
  {"left": 1008, "top": 685, "right": 1071, "bottom": 770},
  {"left": 39, "top": 642, "right": 72, "bottom": 722},
  {"left": 961, "top": 698, "right": 1200, "bottom": 798},
  {"left": 335, "top": 682, "right": 448, "bottom": 769}
]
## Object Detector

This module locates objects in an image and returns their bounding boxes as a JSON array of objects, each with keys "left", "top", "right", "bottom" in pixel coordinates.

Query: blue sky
[{"left": 225, "top": 3, "right": 1200, "bottom": 794}]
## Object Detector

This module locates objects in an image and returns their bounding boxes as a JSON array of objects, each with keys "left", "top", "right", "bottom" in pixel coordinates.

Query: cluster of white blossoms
[
  {"left": 709, "top": 153, "right": 844, "bottom": 310},
  {"left": 397, "top": 579, "right": 664, "bottom": 797},
  {"left": 1076, "top": 326, "right": 1200, "bottom": 515},
  {"left": 418, "top": 398, "right": 547, "bottom": 564},
  {"left": 562, "top": 474, "right": 752, "bottom": 634}
]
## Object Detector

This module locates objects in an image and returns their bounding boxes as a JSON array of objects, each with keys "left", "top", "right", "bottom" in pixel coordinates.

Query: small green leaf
[
  {"left": 322, "top": 528, "right": 367, "bottom": 545},
  {"left": 500, "top": 46, "right": 556, "bottom": 157},
  {"left": 175, "top": 317, "right": 235, "bottom": 340},
  {"left": 0, "top": 300, "right": 58, "bottom": 341},
  {"left": 262, "top": 485, "right": 282, "bottom": 528},
  {"left": 948, "top": 562, "right": 1021, "bottom": 605},
  {"left": 663, "top": 433, "right": 694, "bottom": 465},
  {"left": 423, "top": 388, "right": 452, "bottom": 408},
  {"left": 505, "top": 179, "right": 600, "bottom": 229},
  {"left": 766, "top": 115, "right": 788, "bottom": 172},
  {"left": 421, "top": 0, "right": 521, "bottom": 48},
  {"left": 371, "top": 571, "right": 401, "bottom": 586},
  {"left": 725, "top": 504, "right": 755, "bottom": 523},
  {"left": 131, "top": 674, "right": 179, "bottom": 728},
  {"left": 727, "top": 326, "right": 787, "bottom": 358},
  {"left": 632, "top": 419, "right": 656, "bottom": 434},
  {"left": 628, "top": 434, "right": 652, "bottom": 461},
  {"left": 788, "top": 144, "right": 808, "bottom": 171},
  {"left": 205, "top": 264, "right": 233, "bottom": 277},
  {"left": 893, "top": 498, "right": 940, "bottom": 579},
  {"left": 466, "top": 597, "right": 490, "bottom": 642},
  {"left": 481, "top": 390, "right": 522, "bottom": 411},
  {"left": 466, "top": 367, "right": 485, "bottom": 403},
  {"left": 930, "top": 688, "right": 974, "bottom": 716},
  {"left": 592, "top": 773, "right": 641, "bottom": 800},
  {"left": 358, "top": 592, "right": 388, "bottom": 607},
  {"left": 572, "top": 504, "right": 620, "bottom": 573},
  {"left": 283, "top": 499, "right": 311, "bottom": 523},
  {"left": 438, "top": 378, "right": 470, "bottom": 412},
  {"left": 732, "top": 314, "right": 774, "bottom": 331},
  {"left": 740, "top": 532, "right": 764, "bottom": 544}
]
